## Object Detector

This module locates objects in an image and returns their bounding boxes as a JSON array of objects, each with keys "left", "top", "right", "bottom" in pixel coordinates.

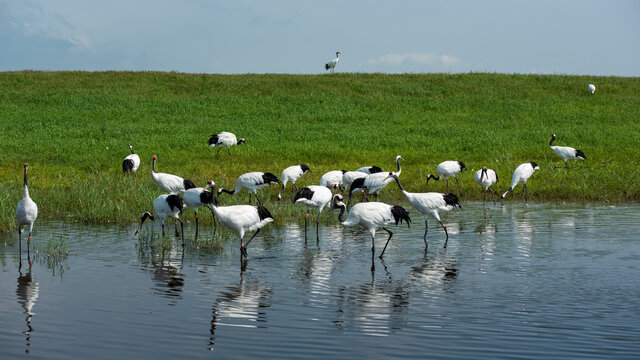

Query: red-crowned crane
[
  {"left": 217, "top": 171, "right": 280, "bottom": 205},
  {"left": 150, "top": 155, "right": 195, "bottom": 194},
  {"left": 182, "top": 180, "right": 217, "bottom": 236},
  {"left": 385, "top": 172, "right": 461, "bottom": 249},
  {"left": 209, "top": 183, "right": 274, "bottom": 260},
  {"left": 324, "top": 51, "right": 340, "bottom": 73},
  {"left": 426, "top": 160, "right": 467, "bottom": 195},
  {"left": 319, "top": 170, "right": 346, "bottom": 192},
  {"left": 277, "top": 164, "right": 310, "bottom": 201},
  {"left": 548, "top": 134, "right": 586, "bottom": 168},
  {"left": 135, "top": 194, "right": 186, "bottom": 245},
  {"left": 501, "top": 162, "right": 539, "bottom": 202},
  {"left": 474, "top": 166, "right": 499, "bottom": 205},
  {"left": 355, "top": 166, "right": 383, "bottom": 174},
  {"left": 588, "top": 84, "right": 596, "bottom": 95},
  {"left": 208, "top": 131, "right": 246, "bottom": 157},
  {"left": 332, "top": 194, "right": 410, "bottom": 271},
  {"left": 122, "top": 145, "right": 140, "bottom": 176},
  {"left": 293, "top": 185, "right": 333, "bottom": 242},
  {"left": 347, "top": 155, "right": 403, "bottom": 207},
  {"left": 16, "top": 163, "right": 38, "bottom": 266}
]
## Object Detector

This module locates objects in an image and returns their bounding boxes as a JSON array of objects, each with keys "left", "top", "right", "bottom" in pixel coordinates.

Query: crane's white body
[
  {"left": 278, "top": 164, "right": 310, "bottom": 200},
  {"left": 209, "top": 131, "right": 245, "bottom": 156},
  {"left": 588, "top": 84, "right": 596, "bottom": 95},
  {"left": 340, "top": 202, "right": 399, "bottom": 236},
  {"left": 549, "top": 134, "right": 585, "bottom": 168},
  {"left": 474, "top": 168, "right": 498, "bottom": 190},
  {"left": 387, "top": 173, "right": 460, "bottom": 247},
  {"left": 502, "top": 162, "right": 539, "bottom": 199},
  {"left": 342, "top": 171, "right": 367, "bottom": 189},
  {"left": 319, "top": 170, "right": 345, "bottom": 190},
  {"left": 226, "top": 172, "right": 278, "bottom": 196},
  {"left": 474, "top": 167, "right": 499, "bottom": 204},
  {"left": 435, "top": 161, "right": 465, "bottom": 178},
  {"left": 325, "top": 52, "right": 340, "bottom": 73},
  {"left": 152, "top": 194, "right": 183, "bottom": 228},
  {"left": 349, "top": 156, "right": 403, "bottom": 204},
  {"left": 151, "top": 156, "right": 190, "bottom": 194},
  {"left": 355, "top": 166, "right": 382, "bottom": 175},
  {"left": 183, "top": 181, "right": 216, "bottom": 234},
  {"left": 123, "top": 145, "right": 140, "bottom": 174},
  {"left": 212, "top": 205, "right": 273, "bottom": 240},
  {"left": 294, "top": 185, "right": 333, "bottom": 213}
]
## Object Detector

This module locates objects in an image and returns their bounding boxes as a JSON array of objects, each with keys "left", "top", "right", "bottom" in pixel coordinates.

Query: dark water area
[{"left": 1, "top": 203, "right": 639, "bottom": 359}]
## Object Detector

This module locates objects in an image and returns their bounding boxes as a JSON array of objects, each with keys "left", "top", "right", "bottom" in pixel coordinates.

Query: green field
[{"left": 1, "top": 71, "right": 638, "bottom": 234}]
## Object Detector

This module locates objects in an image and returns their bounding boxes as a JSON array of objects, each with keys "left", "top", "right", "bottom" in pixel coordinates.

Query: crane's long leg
[
  {"left": 379, "top": 227, "right": 394, "bottom": 259},
  {"left": 216, "top": 147, "right": 222, "bottom": 157},
  {"left": 446, "top": 177, "right": 450, "bottom": 193},
  {"left": 177, "top": 218, "right": 185, "bottom": 246},
  {"left": 483, "top": 191, "right": 487, "bottom": 205},
  {"left": 255, "top": 193, "right": 262, "bottom": 206},
  {"left": 162, "top": 222, "right": 166, "bottom": 237},
  {"left": 27, "top": 231, "right": 32, "bottom": 266},
  {"left": 440, "top": 221, "right": 449, "bottom": 248},
  {"left": 423, "top": 218, "right": 429, "bottom": 248},
  {"left": 370, "top": 233, "right": 376, "bottom": 272},
  {"left": 316, "top": 210, "right": 321, "bottom": 243},
  {"left": 523, "top": 183, "right": 527, "bottom": 202},
  {"left": 209, "top": 208, "right": 217, "bottom": 237},
  {"left": 304, "top": 210, "right": 309, "bottom": 242},
  {"left": 488, "top": 188, "right": 496, "bottom": 205},
  {"left": 242, "top": 228, "right": 261, "bottom": 259},
  {"left": 248, "top": 193, "right": 252, "bottom": 204},
  {"left": 455, "top": 176, "right": 463, "bottom": 196},
  {"left": 227, "top": 147, "right": 232, "bottom": 157},
  {"left": 194, "top": 209, "right": 199, "bottom": 236}
]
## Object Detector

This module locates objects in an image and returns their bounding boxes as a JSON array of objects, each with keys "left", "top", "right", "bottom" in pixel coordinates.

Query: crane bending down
[
  {"left": 217, "top": 172, "right": 280, "bottom": 205},
  {"left": 385, "top": 173, "right": 460, "bottom": 249},
  {"left": 208, "top": 132, "right": 246, "bottom": 157},
  {"left": 182, "top": 180, "right": 217, "bottom": 236},
  {"left": 548, "top": 134, "right": 585, "bottom": 168},
  {"left": 474, "top": 166, "right": 498, "bottom": 205},
  {"left": 332, "top": 194, "right": 411, "bottom": 271},
  {"left": 426, "top": 161, "right": 467, "bottom": 195},
  {"left": 278, "top": 164, "right": 310, "bottom": 201},
  {"left": 293, "top": 185, "right": 333, "bottom": 242},
  {"left": 122, "top": 145, "right": 140, "bottom": 176},
  {"left": 136, "top": 194, "right": 186, "bottom": 245},
  {"left": 501, "top": 162, "right": 539, "bottom": 202}
]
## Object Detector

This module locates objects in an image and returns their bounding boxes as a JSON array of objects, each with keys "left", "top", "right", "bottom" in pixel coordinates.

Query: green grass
[{"left": 0, "top": 71, "right": 638, "bottom": 233}]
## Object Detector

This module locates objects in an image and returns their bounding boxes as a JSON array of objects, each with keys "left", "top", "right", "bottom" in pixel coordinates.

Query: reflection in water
[
  {"left": 475, "top": 209, "right": 498, "bottom": 272},
  {"left": 409, "top": 249, "right": 459, "bottom": 293},
  {"left": 17, "top": 266, "right": 39, "bottom": 354},
  {"left": 208, "top": 279, "right": 273, "bottom": 351},
  {"left": 138, "top": 245, "right": 185, "bottom": 304},
  {"left": 333, "top": 265, "right": 409, "bottom": 337}
]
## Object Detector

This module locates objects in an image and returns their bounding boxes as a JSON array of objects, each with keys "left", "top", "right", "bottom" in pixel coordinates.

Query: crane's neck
[
  {"left": 337, "top": 204, "right": 346, "bottom": 222},
  {"left": 152, "top": 158, "right": 156, "bottom": 173},
  {"left": 396, "top": 158, "right": 402, "bottom": 174},
  {"left": 23, "top": 168, "right": 30, "bottom": 197},
  {"left": 130, "top": 146, "right": 135, "bottom": 154},
  {"left": 549, "top": 137, "right": 556, "bottom": 146}
]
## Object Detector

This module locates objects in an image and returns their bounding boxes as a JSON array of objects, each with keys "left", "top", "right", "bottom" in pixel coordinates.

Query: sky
[{"left": 1, "top": 0, "right": 639, "bottom": 76}]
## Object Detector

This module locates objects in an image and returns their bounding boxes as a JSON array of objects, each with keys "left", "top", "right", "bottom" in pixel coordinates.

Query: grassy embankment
[{"left": 0, "top": 71, "right": 638, "bottom": 236}]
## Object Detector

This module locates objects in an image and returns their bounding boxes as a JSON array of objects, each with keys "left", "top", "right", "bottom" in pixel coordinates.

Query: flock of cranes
[{"left": 15, "top": 127, "right": 588, "bottom": 269}]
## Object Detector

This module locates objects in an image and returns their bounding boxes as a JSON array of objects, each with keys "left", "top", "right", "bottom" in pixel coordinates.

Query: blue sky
[{"left": 1, "top": 0, "right": 638, "bottom": 75}]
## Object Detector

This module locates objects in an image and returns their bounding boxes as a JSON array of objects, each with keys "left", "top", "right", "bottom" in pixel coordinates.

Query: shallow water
[{"left": 1, "top": 203, "right": 639, "bottom": 359}]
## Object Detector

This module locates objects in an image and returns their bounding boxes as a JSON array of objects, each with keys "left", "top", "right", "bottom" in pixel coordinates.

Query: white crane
[
  {"left": 501, "top": 162, "right": 539, "bottom": 202},
  {"left": 355, "top": 165, "right": 383, "bottom": 174},
  {"left": 135, "top": 194, "right": 186, "bottom": 245},
  {"left": 16, "top": 163, "right": 38, "bottom": 266},
  {"left": 122, "top": 145, "right": 140, "bottom": 176},
  {"left": 319, "top": 170, "right": 346, "bottom": 192},
  {"left": 588, "top": 83, "right": 596, "bottom": 95},
  {"left": 385, "top": 173, "right": 461, "bottom": 248},
  {"left": 474, "top": 166, "right": 499, "bottom": 205},
  {"left": 182, "top": 180, "right": 217, "bottom": 236},
  {"left": 342, "top": 170, "right": 368, "bottom": 191},
  {"left": 209, "top": 183, "right": 274, "bottom": 259},
  {"left": 293, "top": 185, "right": 333, "bottom": 241},
  {"left": 277, "top": 164, "right": 310, "bottom": 201},
  {"left": 151, "top": 155, "right": 195, "bottom": 194},
  {"left": 332, "top": 194, "right": 411, "bottom": 268},
  {"left": 208, "top": 131, "right": 246, "bottom": 157},
  {"left": 324, "top": 51, "right": 340, "bottom": 73},
  {"left": 548, "top": 134, "right": 586, "bottom": 168},
  {"left": 426, "top": 160, "right": 467, "bottom": 195},
  {"left": 217, "top": 171, "right": 280, "bottom": 205},
  {"left": 348, "top": 155, "right": 403, "bottom": 207}
]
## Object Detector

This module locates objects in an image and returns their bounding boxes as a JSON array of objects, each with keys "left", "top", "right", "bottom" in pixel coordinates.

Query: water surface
[{"left": 1, "top": 203, "right": 639, "bottom": 359}]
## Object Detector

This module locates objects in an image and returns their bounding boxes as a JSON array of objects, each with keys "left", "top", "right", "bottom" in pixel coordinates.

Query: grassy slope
[{"left": 0, "top": 71, "right": 638, "bottom": 233}]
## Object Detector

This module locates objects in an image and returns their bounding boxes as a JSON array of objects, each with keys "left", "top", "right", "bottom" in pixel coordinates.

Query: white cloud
[
  {"left": 6, "top": 1, "right": 93, "bottom": 50},
  {"left": 370, "top": 52, "right": 462, "bottom": 68}
]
